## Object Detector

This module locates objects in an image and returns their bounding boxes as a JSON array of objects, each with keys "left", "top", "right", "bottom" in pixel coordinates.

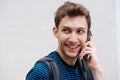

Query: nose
[{"left": 68, "top": 33, "right": 78, "bottom": 43}]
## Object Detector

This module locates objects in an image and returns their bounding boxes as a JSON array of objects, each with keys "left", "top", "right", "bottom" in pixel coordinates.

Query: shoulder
[
  {"left": 26, "top": 62, "right": 50, "bottom": 80},
  {"left": 26, "top": 51, "right": 58, "bottom": 80}
]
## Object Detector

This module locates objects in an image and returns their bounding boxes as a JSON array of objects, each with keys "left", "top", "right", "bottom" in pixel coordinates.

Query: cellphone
[
  {"left": 86, "top": 30, "right": 92, "bottom": 41},
  {"left": 78, "top": 30, "right": 92, "bottom": 62},
  {"left": 84, "top": 30, "right": 92, "bottom": 62}
]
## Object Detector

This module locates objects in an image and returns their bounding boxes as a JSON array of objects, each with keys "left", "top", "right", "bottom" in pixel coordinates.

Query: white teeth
[
  {"left": 68, "top": 46, "right": 78, "bottom": 49},
  {"left": 65, "top": 43, "right": 79, "bottom": 49}
]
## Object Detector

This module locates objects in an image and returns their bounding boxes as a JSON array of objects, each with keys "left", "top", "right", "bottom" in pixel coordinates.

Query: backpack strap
[
  {"left": 78, "top": 58, "right": 94, "bottom": 80},
  {"left": 36, "top": 57, "right": 61, "bottom": 80}
]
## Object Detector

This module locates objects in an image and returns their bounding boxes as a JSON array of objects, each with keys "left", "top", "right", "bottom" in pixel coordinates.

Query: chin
[{"left": 66, "top": 52, "right": 79, "bottom": 58}]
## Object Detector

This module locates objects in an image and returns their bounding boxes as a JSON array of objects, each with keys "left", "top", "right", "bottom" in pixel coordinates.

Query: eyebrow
[
  {"left": 62, "top": 26, "right": 86, "bottom": 30},
  {"left": 62, "top": 26, "right": 69, "bottom": 28}
]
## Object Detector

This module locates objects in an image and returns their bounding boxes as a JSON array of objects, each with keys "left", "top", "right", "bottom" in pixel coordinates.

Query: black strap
[
  {"left": 78, "top": 58, "right": 94, "bottom": 80},
  {"left": 36, "top": 57, "right": 61, "bottom": 80},
  {"left": 78, "top": 59, "right": 87, "bottom": 80}
]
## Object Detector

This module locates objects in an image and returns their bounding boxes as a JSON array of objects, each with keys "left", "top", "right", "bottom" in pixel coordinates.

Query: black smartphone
[
  {"left": 83, "top": 30, "right": 92, "bottom": 62},
  {"left": 86, "top": 30, "right": 92, "bottom": 41},
  {"left": 78, "top": 30, "right": 92, "bottom": 62}
]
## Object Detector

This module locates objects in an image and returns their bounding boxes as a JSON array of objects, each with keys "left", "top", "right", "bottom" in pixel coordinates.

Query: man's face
[{"left": 53, "top": 16, "right": 88, "bottom": 59}]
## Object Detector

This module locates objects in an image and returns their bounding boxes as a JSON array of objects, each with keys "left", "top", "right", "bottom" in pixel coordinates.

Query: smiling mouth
[{"left": 65, "top": 44, "right": 80, "bottom": 49}]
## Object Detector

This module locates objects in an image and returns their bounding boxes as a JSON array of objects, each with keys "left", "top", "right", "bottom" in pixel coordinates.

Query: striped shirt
[{"left": 26, "top": 51, "right": 92, "bottom": 80}]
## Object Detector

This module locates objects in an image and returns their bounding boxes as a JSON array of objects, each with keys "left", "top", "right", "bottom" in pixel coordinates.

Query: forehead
[{"left": 58, "top": 16, "right": 88, "bottom": 29}]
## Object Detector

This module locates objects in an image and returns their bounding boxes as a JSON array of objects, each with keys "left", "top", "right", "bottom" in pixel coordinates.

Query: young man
[{"left": 26, "top": 1, "right": 103, "bottom": 80}]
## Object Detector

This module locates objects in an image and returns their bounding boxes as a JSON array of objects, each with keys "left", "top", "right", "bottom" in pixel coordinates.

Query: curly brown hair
[{"left": 54, "top": 1, "right": 91, "bottom": 31}]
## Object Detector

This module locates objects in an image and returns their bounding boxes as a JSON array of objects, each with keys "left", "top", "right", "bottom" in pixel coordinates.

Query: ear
[{"left": 52, "top": 26, "right": 58, "bottom": 38}]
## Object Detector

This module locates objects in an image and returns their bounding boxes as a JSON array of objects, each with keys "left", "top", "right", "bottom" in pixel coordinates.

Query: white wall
[
  {"left": 116, "top": 0, "right": 120, "bottom": 79},
  {"left": 0, "top": 0, "right": 118, "bottom": 80}
]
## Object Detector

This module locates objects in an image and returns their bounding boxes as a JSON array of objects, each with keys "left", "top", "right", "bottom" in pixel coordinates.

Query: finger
[
  {"left": 84, "top": 54, "right": 91, "bottom": 62},
  {"left": 84, "top": 50, "right": 93, "bottom": 61},
  {"left": 79, "top": 45, "right": 92, "bottom": 56},
  {"left": 79, "top": 48, "right": 92, "bottom": 60},
  {"left": 89, "top": 36, "right": 93, "bottom": 42},
  {"left": 89, "top": 36, "right": 94, "bottom": 46},
  {"left": 79, "top": 47, "right": 86, "bottom": 58},
  {"left": 84, "top": 41, "right": 93, "bottom": 48},
  {"left": 85, "top": 46, "right": 93, "bottom": 51}
]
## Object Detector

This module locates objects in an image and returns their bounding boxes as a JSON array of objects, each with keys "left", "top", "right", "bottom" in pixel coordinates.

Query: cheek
[
  {"left": 79, "top": 35, "right": 86, "bottom": 40},
  {"left": 59, "top": 32, "right": 68, "bottom": 38},
  {"left": 78, "top": 36, "right": 87, "bottom": 44},
  {"left": 57, "top": 33, "right": 68, "bottom": 42}
]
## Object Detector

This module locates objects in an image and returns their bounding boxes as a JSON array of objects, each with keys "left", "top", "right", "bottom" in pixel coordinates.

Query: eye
[
  {"left": 77, "top": 30, "right": 85, "bottom": 34},
  {"left": 62, "top": 28, "right": 71, "bottom": 33}
]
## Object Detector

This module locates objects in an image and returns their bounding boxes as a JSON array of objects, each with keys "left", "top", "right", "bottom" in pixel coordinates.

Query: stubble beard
[{"left": 59, "top": 42, "right": 80, "bottom": 59}]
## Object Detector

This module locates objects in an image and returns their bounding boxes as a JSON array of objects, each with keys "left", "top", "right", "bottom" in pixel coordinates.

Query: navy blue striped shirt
[{"left": 26, "top": 51, "right": 89, "bottom": 80}]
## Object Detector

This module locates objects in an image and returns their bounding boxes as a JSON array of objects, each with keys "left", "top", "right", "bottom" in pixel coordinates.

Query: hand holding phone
[
  {"left": 79, "top": 31, "right": 104, "bottom": 80},
  {"left": 79, "top": 30, "right": 93, "bottom": 62},
  {"left": 84, "top": 30, "right": 92, "bottom": 62}
]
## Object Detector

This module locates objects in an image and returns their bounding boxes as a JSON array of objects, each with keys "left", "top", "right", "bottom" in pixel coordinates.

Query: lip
[
  {"left": 65, "top": 44, "right": 80, "bottom": 50},
  {"left": 67, "top": 45, "right": 79, "bottom": 49}
]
